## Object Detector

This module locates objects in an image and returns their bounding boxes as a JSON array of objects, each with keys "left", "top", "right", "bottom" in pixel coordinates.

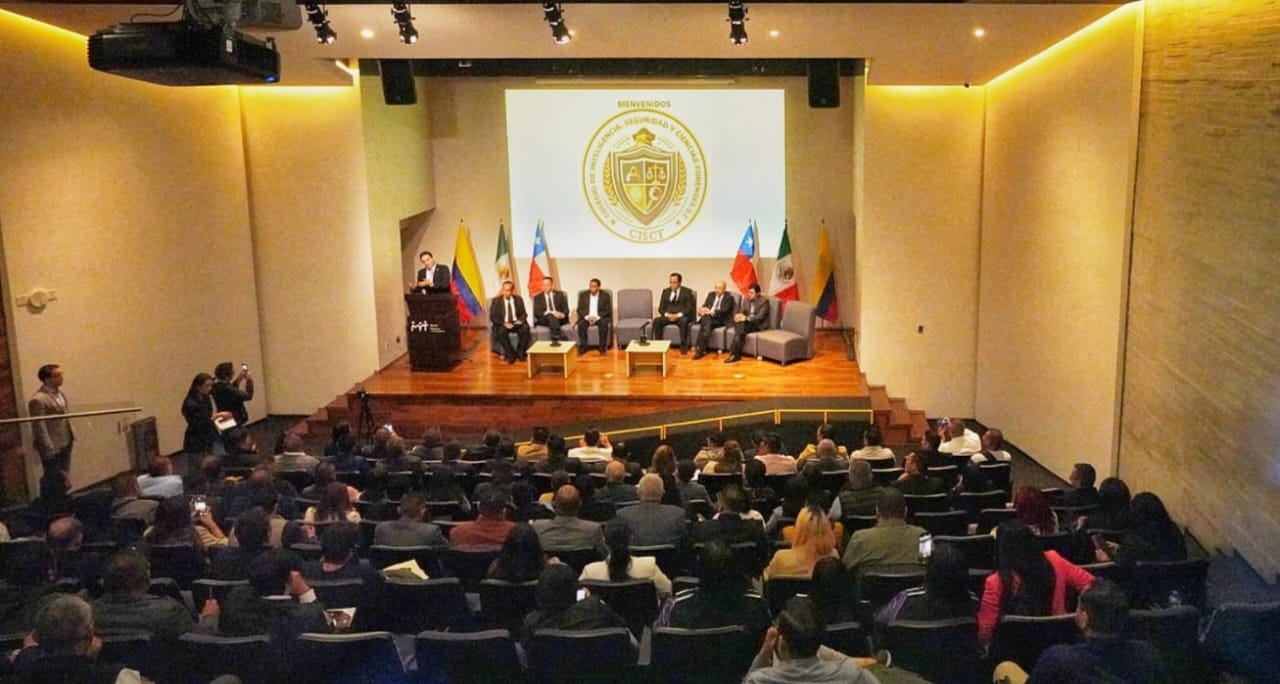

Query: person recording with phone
[{"left": 213, "top": 361, "right": 255, "bottom": 428}]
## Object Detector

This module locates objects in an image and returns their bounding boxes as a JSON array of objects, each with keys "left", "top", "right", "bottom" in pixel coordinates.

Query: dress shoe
[
  {"left": 599, "top": 348, "right": 608, "bottom": 356},
  {"left": 505, "top": 355, "right": 515, "bottom": 365},
  {"left": 680, "top": 346, "right": 690, "bottom": 355},
  {"left": 692, "top": 350, "right": 706, "bottom": 361},
  {"left": 724, "top": 354, "right": 741, "bottom": 364},
  {"left": 576, "top": 345, "right": 587, "bottom": 353}
]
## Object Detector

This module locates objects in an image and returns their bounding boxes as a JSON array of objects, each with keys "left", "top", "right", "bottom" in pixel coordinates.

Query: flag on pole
[
  {"left": 527, "top": 220, "right": 551, "bottom": 296},
  {"left": 769, "top": 221, "right": 799, "bottom": 303},
  {"left": 729, "top": 221, "right": 759, "bottom": 294},
  {"left": 449, "top": 221, "right": 486, "bottom": 324},
  {"left": 813, "top": 222, "right": 839, "bottom": 322},
  {"left": 495, "top": 221, "right": 516, "bottom": 284}
]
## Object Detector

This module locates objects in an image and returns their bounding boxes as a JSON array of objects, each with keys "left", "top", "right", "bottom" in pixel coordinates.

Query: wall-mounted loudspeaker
[
  {"left": 807, "top": 59, "right": 840, "bottom": 109},
  {"left": 379, "top": 59, "right": 417, "bottom": 106}
]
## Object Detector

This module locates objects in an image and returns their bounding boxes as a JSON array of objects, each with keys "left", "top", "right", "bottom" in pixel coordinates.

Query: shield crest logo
[{"left": 607, "top": 128, "right": 677, "bottom": 226}]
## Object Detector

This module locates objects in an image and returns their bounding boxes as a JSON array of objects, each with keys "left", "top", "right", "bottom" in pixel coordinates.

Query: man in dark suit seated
[
  {"left": 489, "top": 280, "right": 531, "bottom": 364},
  {"left": 575, "top": 278, "right": 612, "bottom": 355},
  {"left": 653, "top": 272, "right": 696, "bottom": 354},
  {"left": 521, "top": 564, "right": 632, "bottom": 650},
  {"left": 615, "top": 474, "right": 685, "bottom": 547},
  {"left": 373, "top": 492, "right": 448, "bottom": 549},
  {"left": 211, "top": 507, "right": 271, "bottom": 581},
  {"left": 690, "top": 485, "right": 769, "bottom": 578},
  {"left": 531, "top": 485, "right": 607, "bottom": 557},
  {"left": 892, "top": 452, "right": 944, "bottom": 496},
  {"left": 532, "top": 276, "right": 570, "bottom": 343},
  {"left": 725, "top": 283, "right": 770, "bottom": 364},
  {"left": 413, "top": 250, "right": 451, "bottom": 293},
  {"left": 302, "top": 522, "right": 380, "bottom": 584},
  {"left": 692, "top": 280, "right": 737, "bottom": 360},
  {"left": 92, "top": 549, "right": 198, "bottom": 639},
  {"left": 1063, "top": 463, "right": 1100, "bottom": 507},
  {"left": 218, "top": 548, "right": 329, "bottom": 640}
]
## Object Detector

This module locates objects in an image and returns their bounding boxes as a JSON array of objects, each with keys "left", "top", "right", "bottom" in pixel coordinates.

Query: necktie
[
  {"left": 670, "top": 289, "right": 677, "bottom": 303},
  {"left": 713, "top": 294, "right": 722, "bottom": 311},
  {"left": 546, "top": 293, "right": 553, "bottom": 314},
  {"left": 506, "top": 298, "right": 514, "bottom": 323}
]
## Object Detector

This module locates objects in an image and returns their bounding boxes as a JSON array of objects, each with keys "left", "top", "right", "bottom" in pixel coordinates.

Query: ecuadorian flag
[
  {"left": 813, "top": 223, "right": 839, "bottom": 322},
  {"left": 450, "top": 222, "right": 486, "bottom": 324}
]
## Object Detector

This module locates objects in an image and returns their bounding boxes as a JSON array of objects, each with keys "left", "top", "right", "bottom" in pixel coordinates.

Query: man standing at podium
[
  {"left": 576, "top": 278, "right": 612, "bottom": 355},
  {"left": 415, "top": 251, "right": 450, "bottom": 293},
  {"left": 490, "top": 281, "right": 531, "bottom": 364},
  {"left": 532, "top": 276, "right": 569, "bottom": 343}
]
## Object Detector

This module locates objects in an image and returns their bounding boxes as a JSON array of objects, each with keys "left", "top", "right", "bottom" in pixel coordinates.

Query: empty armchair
[
  {"left": 613, "top": 289, "right": 654, "bottom": 348},
  {"left": 752, "top": 300, "right": 816, "bottom": 365}
]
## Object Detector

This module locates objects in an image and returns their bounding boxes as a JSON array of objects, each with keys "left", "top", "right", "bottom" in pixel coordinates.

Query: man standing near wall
[{"left": 29, "top": 364, "right": 73, "bottom": 477}]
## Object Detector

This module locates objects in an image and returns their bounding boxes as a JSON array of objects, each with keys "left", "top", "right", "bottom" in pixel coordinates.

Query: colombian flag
[
  {"left": 813, "top": 223, "right": 838, "bottom": 322},
  {"left": 450, "top": 222, "right": 486, "bottom": 324}
]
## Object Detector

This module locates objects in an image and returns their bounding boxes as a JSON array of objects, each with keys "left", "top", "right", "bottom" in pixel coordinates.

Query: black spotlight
[
  {"left": 543, "top": 3, "right": 570, "bottom": 45},
  {"left": 391, "top": 1, "right": 418, "bottom": 45},
  {"left": 728, "top": 0, "right": 748, "bottom": 46},
  {"left": 304, "top": 1, "right": 337, "bottom": 44}
]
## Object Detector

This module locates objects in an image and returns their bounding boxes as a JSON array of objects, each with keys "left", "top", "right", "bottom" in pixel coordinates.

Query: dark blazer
[
  {"left": 181, "top": 393, "right": 219, "bottom": 454},
  {"left": 615, "top": 501, "right": 687, "bottom": 547},
  {"left": 219, "top": 586, "right": 328, "bottom": 640},
  {"left": 658, "top": 286, "right": 696, "bottom": 319},
  {"left": 489, "top": 295, "right": 529, "bottom": 327},
  {"left": 532, "top": 289, "right": 570, "bottom": 320},
  {"left": 738, "top": 296, "right": 771, "bottom": 329},
  {"left": 699, "top": 291, "right": 736, "bottom": 324},
  {"left": 690, "top": 514, "right": 769, "bottom": 575},
  {"left": 576, "top": 290, "right": 613, "bottom": 321},
  {"left": 416, "top": 264, "right": 451, "bottom": 292}
]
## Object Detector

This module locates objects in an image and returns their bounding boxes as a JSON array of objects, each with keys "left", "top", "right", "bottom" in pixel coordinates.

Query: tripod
[{"left": 355, "top": 389, "right": 376, "bottom": 441}]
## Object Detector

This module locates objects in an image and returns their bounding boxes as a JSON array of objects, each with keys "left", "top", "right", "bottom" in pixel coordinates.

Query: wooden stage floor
[{"left": 316, "top": 330, "right": 870, "bottom": 439}]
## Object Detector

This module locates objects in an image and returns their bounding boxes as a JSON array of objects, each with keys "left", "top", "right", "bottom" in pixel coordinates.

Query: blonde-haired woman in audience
[
  {"left": 702, "top": 439, "right": 745, "bottom": 474},
  {"left": 763, "top": 505, "right": 838, "bottom": 581}
]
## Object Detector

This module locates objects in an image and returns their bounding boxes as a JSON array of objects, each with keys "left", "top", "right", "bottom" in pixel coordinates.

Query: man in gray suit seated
[
  {"left": 373, "top": 492, "right": 448, "bottom": 549},
  {"left": 531, "top": 485, "right": 606, "bottom": 557},
  {"left": 615, "top": 474, "right": 687, "bottom": 547}
]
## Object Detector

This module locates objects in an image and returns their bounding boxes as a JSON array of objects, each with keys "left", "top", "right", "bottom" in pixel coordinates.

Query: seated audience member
[
  {"left": 754, "top": 432, "right": 798, "bottom": 476},
  {"left": 837, "top": 461, "right": 884, "bottom": 518},
  {"left": 303, "top": 522, "right": 378, "bottom": 583},
  {"left": 1080, "top": 479, "right": 1131, "bottom": 532},
  {"left": 909, "top": 429, "right": 946, "bottom": 471},
  {"left": 664, "top": 540, "right": 770, "bottom": 633},
  {"left": 939, "top": 418, "right": 981, "bottom": 455},
  {"left": 704, "top": 439, "right": 746, "bottom": 474},
  {"left": 187, "top": 455, "right": 231, "bottom": 498},
  {"left": 11, "top": 595, "right": 146, "bottom": 684},
  {"left": 137, "top": 455, "right": 184, "bottom": 498},
  {"left": 978, "top": 521, "right": 1095, "bottom": 647},
  {"left": 615, "top": 474, "right": 687, "bottom": 547},
  {"left": 48, "top": 517, "right": 101, "bottom": 588},
  {"left": 952, "top": 461, "right": 995, "bottom": 495},
  {"left": 970, "top": 427, "right": 1012, "bottom": 463},
  {"left": 235, "top": 488, "right": 286, "bottom": 548},
  {"left": 467, "top": 428, "right": 503, "bottom": 461},
  {"left": 416, "top": 425, "right": 445, "bottom": 462},
  {"left": 34, "top": 470, "right": 75, "bottom": 520},
  {"left": 580, "top": 521, "right": 673, "bottom": 598},
  {"left": 692, "top": 430, "right": 728, "bottom": 469},
  {"left": 795, "top": 424, "right": 850, "bottom": 468},
  {"left": 450, "top": 484, "right": 515, "bottom": 548},
  {"left": 875, "top": 544, "right": 978, "bottom": 624},
  {"left": 538, "top": 470, "right": 573, "bottom": 505},
  {"left": 1011, "top": 486, "right": 1060, "bottom": 536},
  {"left": 522, "top": 564, "right": 631, "bottom": 648},
  {"left": 0, "top": 539, "right": 59, "bottom": 633},
  {"left": 212, "top": 507, "right": 271, "bottom": 580},
  {"left": 993, "top": 578, "right": 1163, "bottom": 684},
  {"left": 892, "top": 452, "right": 944, "bottom": 496},
  {"left": 764, "top": 506, "right": 838, "bottom": 581},
  {"left": 743, "top": 458, "right": 776, "bottom": 515},
  {"left": 356, "top": 463, "right": 396, "bottom": 521},
  {"left": 92, "top": 550, "right": 197, "bottom": 638},
  {"left": 302, "top": 463, "right": 360, "bottom": 502},
  {"left": 109, "top": 472, "right": 158, "bottom": 524},
  {"left": 765, "top": 476, "right": 810, "bottom": 538},
  {"left": 274, "top": 432, "right": 320, "bottom": 472},
  {"left": 1100, "top": 492, "right": 1187, "bottom": 565},
  {"left": 224, "top": 427, "right": 262, "bottom": 468},
  {"left": 145, "top": 497, "right": 227, "bottom": 553},
  {"left": 362, "top": 426, "right": 393, "bottom": 462},
  {"left": 849, "top": 425, "right": 895, "bottom": 462},
  {"left": 534, "top": 435, "right": 570, "bottom": 474},
  {"left": 423, "top": 467, "right": 473, "bottom": 517},
  {"left": 689, "top": 485, "right": 770, "bottom": 578},
  {"left": 675, "top": 459, "right": 710, "bottom": 504},
  {"left": 487, "top": 523, "right": 552, "bottom": 582},
  {"left": 373, "top": 492, "right": 448, "bottom": 549},
  {"left": 596, "top": 460, "right": 638, "bottom": 504},
  {"left": 324, "top": 421, "right": 354, "bottom": 458},
  {"left": 573, "top": 474, "right": 613, "bottom": 522},
  {"left": 608, "top": 441, "right": 644, "bottom": 482},
  {"left": 810, "top": 439, "right": 849, "bottom": 472},
  {"left": 517, "top": 426, "right": 551, "bottom": 463},
  {"left": 223, "top": 464, "right": 300, "bottom": 521},
  {"left": 304, "top": 481, "right": 362, "bottom": 524},
  {"left": 567, "top": 428, "right": 613, "bottom": 468},
  {"left": 219, "top": 549, "right": 329, "bottom": 641},
  {"left": 383, "top": 435, "right": 422, "bottom": 474},
  {"left": 1062, "top": 463, "right": 1100, "bottom": 507},
  {"left": 841, "top": 489, "right": 927, "bottom": 578},
  {"left": 808, "top": 557, "right": 863, "bottom": 624},
  {"left": 512, "top": 480, "right": 553, "bottom": 523},
  {"left": 531, "top": 485, "right": 608, "bottom": 556},
  {"left": 743, "top": 597, "right": 880, "bottom": 684}
]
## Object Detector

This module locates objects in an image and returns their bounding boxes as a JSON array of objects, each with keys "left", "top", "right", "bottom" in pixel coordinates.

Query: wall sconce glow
[
  {"left": 768, "top": 29, "right": 779, "bottom": 38},
  {"left": 973, "top": 27, "right": 986, "bottom": 38},
  {"left": 360, "top": 28, "right": 375, "bottom": 39}
]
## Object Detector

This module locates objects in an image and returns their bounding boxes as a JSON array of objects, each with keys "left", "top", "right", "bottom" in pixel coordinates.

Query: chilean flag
[
  {"left": 729, "top": 221, "right": 759, "bottom": 294},
  {"left": 527, "top": 220, "right": 551, "bottom": 296}
]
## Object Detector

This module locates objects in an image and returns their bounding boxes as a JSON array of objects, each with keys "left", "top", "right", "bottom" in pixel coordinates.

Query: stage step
[{"left": 863, "top": 377, "right": 926, "bottom": 447}]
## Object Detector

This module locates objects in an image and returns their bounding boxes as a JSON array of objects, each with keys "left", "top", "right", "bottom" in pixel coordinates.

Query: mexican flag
[{"left": 769, "top": 221, "right": 799, "bottom": 302}]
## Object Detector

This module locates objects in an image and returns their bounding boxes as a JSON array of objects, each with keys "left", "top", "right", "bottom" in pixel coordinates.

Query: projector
[{"left": 88, "top": 22, "right": 279, "bottom": 86}]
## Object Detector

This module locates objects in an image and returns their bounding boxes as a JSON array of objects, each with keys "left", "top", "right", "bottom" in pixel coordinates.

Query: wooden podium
[{"left": 406, "top": 292, "right": 462, "bottom": 371}]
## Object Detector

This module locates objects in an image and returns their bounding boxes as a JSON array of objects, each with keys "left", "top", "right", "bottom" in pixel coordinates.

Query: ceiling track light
[
  {"left": 303, "top": 1, "right": 337, "bottom": 45},
  {"left": 542, "top": 3, "right": 570, "bottom": 45},
  {"left": 728, "top": 0, "right": 748, "bottom": 46},
  {"left": 391, "top": 1, "right": 418, "bottom": 45}
]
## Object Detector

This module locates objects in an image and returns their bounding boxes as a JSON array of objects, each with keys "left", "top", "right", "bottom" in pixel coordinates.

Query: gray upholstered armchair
[{"left": 753, "top": 300, "right": 817, "bottom": 365}]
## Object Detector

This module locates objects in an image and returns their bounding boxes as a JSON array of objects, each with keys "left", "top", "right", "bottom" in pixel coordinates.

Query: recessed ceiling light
[
  {"left": 768, "top": 29, "right": 779, "bottom": 38},
  {"left": 360, "top": 28, "right": 375, "bottom": 39},
  {"left": 973, "top": 27, "right": 986, "bottom": 38}
]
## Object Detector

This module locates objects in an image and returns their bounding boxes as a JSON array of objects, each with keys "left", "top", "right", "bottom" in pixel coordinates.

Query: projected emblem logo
[{"left": 582, "top": 109, "right": 707, "bottom": 243}]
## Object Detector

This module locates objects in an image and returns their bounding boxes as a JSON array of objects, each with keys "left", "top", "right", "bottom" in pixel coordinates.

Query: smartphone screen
[
  {"left": 383, "top": 423, "right": 394, "bottom": 433},
  {"left": 575, "top": 588, "right": 588, "bottom": 602},
  {"left": 918, "top": 534, "right": 933, "bottom": 560},
  {"left": 241, "top": 363, "right": 249, "bottom": 371}
]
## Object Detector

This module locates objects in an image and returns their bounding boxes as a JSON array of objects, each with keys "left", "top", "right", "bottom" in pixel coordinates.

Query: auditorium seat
[
  {"left": 630, "top": 544, "right": 682, "bottom": 578},
  {"left": 859, "top": 455, "right": 897, "bottom": 471},
  {"left": 368, "top": 544, "right": 441, "bottom": 576},
  {"left": 192, "top": 578, "right": 249, "bottom": 613},
  {"left": 309, "top": 578, "right": 366, "bottom": 611},
  {"left": 902, "top": 493, "right": 950, "bottom": 514},
  {"left": 146, "top": 543, "right": 206, "bottom": 589},
  {"left": 581, "top": 579, "right": 658, "bottom": 636},
  {"left": 295, "top": 631, "right": 405, "bottom": 683},
  {"left": 859, "top": 564, "right": 926, "bottom": 609},
  {"left": 527, "top": 627, "right": 636, "bottom": 684},
  {"left": 377, "top": 577, "right": 470, "bottom": 633},
  {"left": 1034, "top": 532, "right": 1079, "bottom": 562},
  {"left": 696, "top": 472, "right": 742, "bottom": 499},
  {"left": 818, "top": 470, "right": 849, "bottom": 494},
  {"left": 764, "top": 576, "right": 813, "bottom": 615},
  {"left": 546, "top": 547, "right": 603, "bottom": 574},
  {"left": 840, "top": 514, "right": 879, "bottom": 539},
  {"left": 935, "top": 535, "right": 996, "bottom": 571},
  {"left": 871, "top": 467, "right": 904, "bottom": 486},
  {"left": 1201, "top": 600, "right": 1280, "bottom": 682},
  {"left": 977, "top": 508, "right": 1018, "bottom": 534},
  {"left": 908, "top": 510, "right": 969, "bottom": 537},
  {"left": 98, "top": 631, "right": 153, "bottom": 678},
  {"left": 442, "top": 547, "right": 501, "bottom": 592},
  {"left": 479, "top": 579, "right": 539, "bottom": 633},
  {"left": 1123, "top": 557, "right": 1210, "bottom": 610},
  {"left": 929, "top": 464, "right": 960, "bottom": 489},
  {"left": 613, "top": 288, "right": 654, "bottom": 348},
  {"left": 1129, "top": 605, "right": 1212, "bottom": 680},
  {"left": 753, "top": 300, "right": 817, "bottom": 365},
  {"left": 1051, "top": 504, "right": 1099, "bottom": 530},
  {"left": 877, "top": 618, "right": 983, "bottom": 684},
  {"left": 177, "top": 633, "right": 272, "bottom": 683},
  {"left": 979, "top": 462, "right": 1012, "bottom": 493},
  {"left": 958, "top": 490, "right": 1008, "bottom": 521},
  {"left": 417, "top": 629, "right": 525, "bottom": 684},
  {"left": 146, "top": 577, "right": 184, "bottom": 605},
  {"left": 651, "top": 626, "right": 756, "bottom": 684},
  {"left": 991, "top": 613, "right": 1080, "bottom": 670},
  {"left": 823, "top": 620, "right": 872, "bottom": 658},
  {"left": 276, "top": 469, "right": 315, "bottom": 492}
]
